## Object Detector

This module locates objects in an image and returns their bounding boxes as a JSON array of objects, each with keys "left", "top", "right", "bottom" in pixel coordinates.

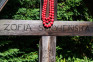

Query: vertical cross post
[{"left": 39, "top": 0, "right": 57, "bottom": 62}]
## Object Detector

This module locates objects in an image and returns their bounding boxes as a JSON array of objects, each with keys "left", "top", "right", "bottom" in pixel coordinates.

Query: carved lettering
[
  {"left": 4, "top": 24, "right": 10, "bottom": 31},
  {"left": 3, "top": 24, "right": 90, "bottom": 33},
  {"left": 18, "top": 24, "right": 23, "bottom": 30},
  {"left": 11, "top": 24, "right": 17, "bottom": 31},
  {"left": 25, "top": 24, "right": 32, "bottom": 31},
  {"left": 85, "top": 26, "right": 90, "bottom": 32},
  {"left": 39, "top": 25, "right": 43, "bottom": 31}
]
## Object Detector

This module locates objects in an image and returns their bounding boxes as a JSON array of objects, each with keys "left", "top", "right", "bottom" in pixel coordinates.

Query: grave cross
[
  {"left": 0, "top": 0, "right": 8, "bottom": 11},
  {"left": 0, "top": 0, "right": 93, "bottom": 62}
]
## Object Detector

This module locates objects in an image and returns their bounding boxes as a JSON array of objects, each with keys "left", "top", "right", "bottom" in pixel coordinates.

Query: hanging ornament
[{"left": 42, "top": 0, "right": 54, "bottom": 28}]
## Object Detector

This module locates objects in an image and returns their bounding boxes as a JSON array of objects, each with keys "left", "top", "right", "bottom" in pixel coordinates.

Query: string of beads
[{"left": 42, "top": 0, "right": 54, "bottom": 28}]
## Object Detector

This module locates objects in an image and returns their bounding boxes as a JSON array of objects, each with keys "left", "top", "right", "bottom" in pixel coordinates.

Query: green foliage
[
  {"left": 0, "top": 0, "right": 93, "bottom": 62},
  {"left": 56, "top": 56, "right": 93, "bottom": 62},
  {"left": 57, "top": 0, "right": 93, "bottom": 21},
  {"left": 0, "top": 36, "right": 39, "bottom": 62},
  {"left": 13, "top": 8, "right": 39, "bottom": 20},
  {"left": 19, "top": 0, "right": 40, "bottom": 8},
  {"left": 0, "top": 49, "right": 19, "bottom": 58},
  {"left": 0, "top": 0, "right": 40, "bottom": 19},
  {"left": 0, "top": 51, "right": 38, "bottom": 62}
]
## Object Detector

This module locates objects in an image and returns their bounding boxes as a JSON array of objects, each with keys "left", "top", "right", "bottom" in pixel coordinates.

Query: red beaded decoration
[{"left": 42, "top": 0, "right": 54, "bottom": 28}]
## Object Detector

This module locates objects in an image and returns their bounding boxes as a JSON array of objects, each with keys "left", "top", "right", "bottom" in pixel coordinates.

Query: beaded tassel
[{"left": 42, "top": 0, "right": 54, "bottom": 28}]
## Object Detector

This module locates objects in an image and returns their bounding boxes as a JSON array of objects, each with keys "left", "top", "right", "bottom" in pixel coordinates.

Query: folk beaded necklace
[{"left": 42, "top": 0, "right": 54, "bottom": 28}]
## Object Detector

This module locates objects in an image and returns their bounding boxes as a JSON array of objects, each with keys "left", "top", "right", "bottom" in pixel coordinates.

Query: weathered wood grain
[
  {"left": 0, "top": 20, "right": 93, "bottom": 36},
  {"left": 39, "top": 0, "right": 56, "bottom": 62},
  {"left": 39, "top": 36, "right": 56, "bottom": 62},
  {"left": 0, "top": 0, "right": 8, "bottom": 11}
]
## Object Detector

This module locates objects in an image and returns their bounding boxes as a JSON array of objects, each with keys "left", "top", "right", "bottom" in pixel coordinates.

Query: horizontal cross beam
[{"left": 0, "top": 20, "right": 93, "bottom": 36}]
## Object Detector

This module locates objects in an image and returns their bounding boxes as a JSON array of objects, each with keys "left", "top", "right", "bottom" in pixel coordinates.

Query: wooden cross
[
  {"left": 0, "top": 0, "right": 93, "bottom": 62},
  {"left": 0, "top": 0, "right": 8, "bottom": 11}
]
